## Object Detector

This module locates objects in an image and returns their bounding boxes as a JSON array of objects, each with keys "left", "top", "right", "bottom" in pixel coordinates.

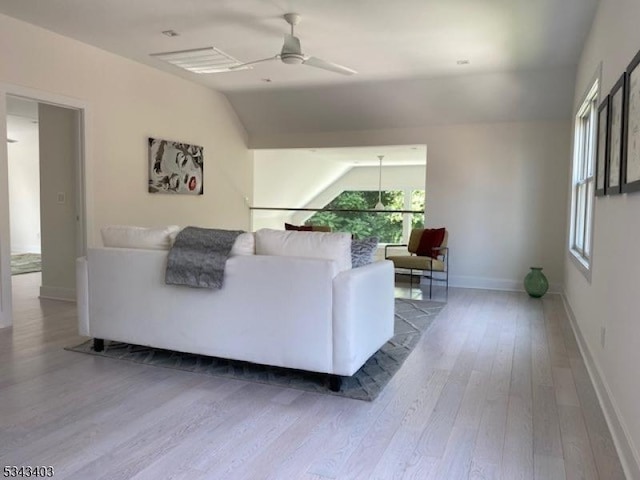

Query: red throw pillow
[
  {"left": 416, "top": 228, "right": 446, "bottom": 258},
  {"left": 284, "top": 223, "right": 314, "bottom": 231}
]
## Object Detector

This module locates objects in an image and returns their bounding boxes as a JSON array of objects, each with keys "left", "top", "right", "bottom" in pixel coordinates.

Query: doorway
[
  {"left": 0, "top": 86, "right": 88, "bottom": 328},
  {"left": 7, "top": 97, "right": 41, "bottom": 270}
]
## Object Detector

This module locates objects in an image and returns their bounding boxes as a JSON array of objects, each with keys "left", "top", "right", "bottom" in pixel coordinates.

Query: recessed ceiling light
[
  {"left": 261, "top": 78, "right": 272, "bottom": 83},
  {"left": 457, "top": 59, "right": 470, "bottom": 65},
  {"left": 162, "top": 30, "right": 180, "bottom": 37}
]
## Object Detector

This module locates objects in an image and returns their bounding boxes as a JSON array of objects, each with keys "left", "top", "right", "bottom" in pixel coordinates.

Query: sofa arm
[{"left": 332, "top": 260, "right": 395, "bottom": 376}]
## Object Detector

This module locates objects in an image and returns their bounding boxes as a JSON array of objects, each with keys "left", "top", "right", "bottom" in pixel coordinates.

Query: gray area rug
[
  {"left": 66, "top": 298, "right": 445, "bottom": 401},
  {"left": 11, "top": 253, "right": 42, "bottom": 275}
]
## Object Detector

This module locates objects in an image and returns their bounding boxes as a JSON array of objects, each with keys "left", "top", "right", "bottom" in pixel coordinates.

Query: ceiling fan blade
[
  {"left": 303, "top": 56, "right": 357, "bottom": 75},
  {"left": 228, "top": 56, "right": 279, "bottom": 70},
  {"left": 282, "top": 34, "right": 302, "bottom": 55}
]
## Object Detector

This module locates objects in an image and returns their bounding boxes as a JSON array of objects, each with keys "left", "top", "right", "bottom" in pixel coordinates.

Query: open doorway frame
[{"left": 0, "top": 83, "right": 92, "bottom": 328}]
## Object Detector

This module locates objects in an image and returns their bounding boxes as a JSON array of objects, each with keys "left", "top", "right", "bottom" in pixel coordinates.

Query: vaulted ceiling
[{"left": 0, "top": 0, "right": 599, "bottom": 136}]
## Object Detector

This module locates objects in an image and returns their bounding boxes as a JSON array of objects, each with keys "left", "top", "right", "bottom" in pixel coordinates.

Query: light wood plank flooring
[{"left": 0, "top": 274, "right": 626, "bottom": 479}]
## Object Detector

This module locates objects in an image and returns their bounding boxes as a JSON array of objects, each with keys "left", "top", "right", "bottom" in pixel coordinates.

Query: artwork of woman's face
[{"left": 148, "top": 138, "right": 203, "bottom": 195}]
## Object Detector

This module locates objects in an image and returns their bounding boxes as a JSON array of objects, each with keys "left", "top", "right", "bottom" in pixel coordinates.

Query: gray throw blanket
[{"left": 165, "top": 227, "right": 243, "bottom": 289}]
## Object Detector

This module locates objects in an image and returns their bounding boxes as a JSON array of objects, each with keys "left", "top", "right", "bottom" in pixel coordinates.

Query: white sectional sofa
[{"left": 76, "top": 228, "right": 395, "bottom": 389}]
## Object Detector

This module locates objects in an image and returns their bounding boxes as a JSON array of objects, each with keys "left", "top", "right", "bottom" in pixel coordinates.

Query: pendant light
[{"left": 375, "top": 155, "right": 385, "bottom": 210}]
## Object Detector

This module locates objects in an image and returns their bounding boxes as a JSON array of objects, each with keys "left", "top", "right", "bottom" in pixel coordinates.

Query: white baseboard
[
  {"left": 561, "top": 295, "right": 640, "bottom": 480},
  {"left": 10, "top": 244, "right": 41, "bottom": 254},
  {"left": 427, "top": 274, "right": 562, "bottom": 294},
  {"left": 39, "top": 285, "right": 76, "bottom": 302}
]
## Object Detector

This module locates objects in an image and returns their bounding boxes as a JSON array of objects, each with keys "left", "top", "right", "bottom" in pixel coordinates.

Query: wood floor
[{"left": 0, "top": 273, "right": 626, "bottom": 480}]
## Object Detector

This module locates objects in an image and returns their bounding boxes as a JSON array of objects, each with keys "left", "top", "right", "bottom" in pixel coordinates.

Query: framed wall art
[
  {"left": 623, "top": 49, "right": 640, "bottom": 193},
  {"left": 148, "top": 138, "right": 204, "bottom": 195},
  {"left": 595, "top": 95, "right": 610, "bottom": 196},
  {"left": 607, "top": 74, "right": 626, "bottom": 195}
]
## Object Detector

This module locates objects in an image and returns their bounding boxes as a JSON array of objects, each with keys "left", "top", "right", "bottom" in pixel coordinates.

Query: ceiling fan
[{"left": 230, "top": 13, "right": 357, "bottom": 76}]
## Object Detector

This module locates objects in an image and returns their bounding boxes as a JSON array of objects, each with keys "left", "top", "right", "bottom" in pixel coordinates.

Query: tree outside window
[{"left": 307, "top": 190, "right": 425, "bottom": 243}]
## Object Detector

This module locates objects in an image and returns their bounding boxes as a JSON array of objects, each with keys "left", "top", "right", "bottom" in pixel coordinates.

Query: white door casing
[
  {"left": 0, "top": 93, "right": 11, "bottom": 328},
  {"left": 0, "top": 83, "right": 91, "bottom": 328}
]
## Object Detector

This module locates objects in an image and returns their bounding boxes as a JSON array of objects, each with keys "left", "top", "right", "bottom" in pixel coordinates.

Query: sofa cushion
[
  {"left": 102, "top": 226, "right": 255, "bottom": 255},
  {"left": 351, "top": 237, "right": 378, "bottom": 268},
  {"left": 230, "top": 232, "right": 255, "bottom": 256},
  {"left": 255, "top": 228, "right": 352, "bottom": 272},
  {"left": 101, "top": 225, "right": 181, "bottom": 250},
  {"left": 385, "top": 254, "right": 445, "bottom": 271}
]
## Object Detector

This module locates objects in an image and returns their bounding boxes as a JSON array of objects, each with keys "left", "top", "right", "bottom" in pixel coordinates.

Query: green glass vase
[{"left": 524, "top": 267, "right": 549, "bottom": 298}]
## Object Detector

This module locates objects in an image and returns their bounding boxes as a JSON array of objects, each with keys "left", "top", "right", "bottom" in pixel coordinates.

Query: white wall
[
  {"left": 7, "top": 114, "right": 40, "bottom": 253},
  {"left": 39, "top": 104, "right": 77, "bottom": 300},
  {"left": 250, "top": 121, "right": 570, "bottom": 291},
  {"left": 253, "top": 150, "right": 351, "bottom": 228},
  {"left": 0, "top": 13, "right": 252, "bottom": 245},
  {"left": 0, "top": 13, "right": 252, "bottom": 324},
  {"left": 565, "top": 0, "right": 640, "bottom": 476}
]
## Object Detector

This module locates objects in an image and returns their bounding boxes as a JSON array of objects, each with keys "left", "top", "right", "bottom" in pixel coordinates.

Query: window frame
[{"left": 569, "top": 79, "right": 599, "bottom": 275}]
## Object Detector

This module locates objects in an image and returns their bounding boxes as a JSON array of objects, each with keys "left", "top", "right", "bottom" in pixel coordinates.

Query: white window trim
[{"left": 569, "top": 78, "right": 599, "bottom": 280}]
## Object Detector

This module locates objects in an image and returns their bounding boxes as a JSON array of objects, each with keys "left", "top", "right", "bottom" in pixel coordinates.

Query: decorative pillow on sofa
[
  {"left": 229, "top": 232, "right": 255, "bottom": 256},
  {"left": 255, "top": 228, "right": 352, "bottom": 272},
  {"left": 351, "top": 237, "right": 378, "bottom": 268},
  {"left": 284, "top": 223, "right": 314, "bottom": 231},
  {"left": 416, "top": 228, "right": 446, "bottom": 258},
  {"left": 284, "top": 223, "right": 331, "bottom": 232},
  {"left": 101, "top": 225, "right": 181, "bottom": 250}
]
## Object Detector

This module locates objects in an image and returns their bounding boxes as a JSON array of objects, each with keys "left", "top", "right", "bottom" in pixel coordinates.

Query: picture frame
[
  {"left": 622, "top": 48, "right": 640, "bottom": 193},
  {"left": 148, "top": 137, "right": 204, "bottom": 195},
  {"left": 607, "top": 74, "right": 626, "bottom": 195},
  {"left": 595, "top": 96, "right": 610, "bottom": 196}
]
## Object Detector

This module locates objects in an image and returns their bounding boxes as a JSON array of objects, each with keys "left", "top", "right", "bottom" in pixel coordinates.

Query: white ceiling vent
[{"left": 150, "top": 47, "right": 250, "bottom": 74}]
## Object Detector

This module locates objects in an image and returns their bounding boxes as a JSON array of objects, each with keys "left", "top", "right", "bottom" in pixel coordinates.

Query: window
[
  {"left": 570, "top": 80, "right": 599, "bottom": 268},
  {"left": 307, "top": 190, "right": 425, "bottom": 243}
]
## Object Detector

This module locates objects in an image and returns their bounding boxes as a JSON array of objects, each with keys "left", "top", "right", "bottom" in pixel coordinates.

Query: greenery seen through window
[{"left": 307, "top": 190, "right": 425, "bottom": 243}]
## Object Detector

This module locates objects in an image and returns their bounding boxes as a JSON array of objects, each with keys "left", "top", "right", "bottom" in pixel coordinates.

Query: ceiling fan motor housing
[
  {"left": 281, "top": 53, "right": 305, "bottom": 64},
  {"left": 228, "top": 12, "right": 356, "bottom": 75},
  {"left": 284, "top": 13, "right": 301, "bottom": 26}
]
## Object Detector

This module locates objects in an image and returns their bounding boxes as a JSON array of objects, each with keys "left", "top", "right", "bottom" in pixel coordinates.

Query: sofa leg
[
  {"left": 93, "top": 338, "right": 104, "bottom": 352},
  {"left": 328, "top": 375, "right": 343, "bottom": 392}
]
